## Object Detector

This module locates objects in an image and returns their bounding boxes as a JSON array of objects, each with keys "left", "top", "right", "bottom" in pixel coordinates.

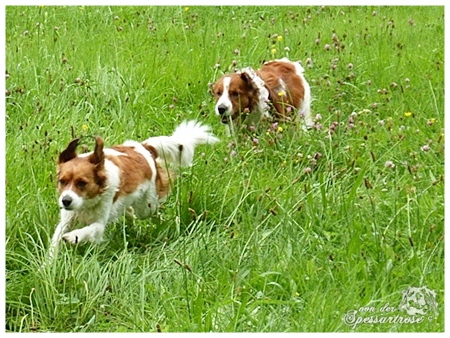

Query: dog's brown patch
[
  {"left": 259, "top": 60, "right": 304, "bottom": 119},
  {"left": 107, "top": 145, "right": 153, "bottom": 202}
]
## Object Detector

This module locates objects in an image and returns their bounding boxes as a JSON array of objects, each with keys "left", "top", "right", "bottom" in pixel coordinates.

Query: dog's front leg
[
  {"left": 51, "top": 210, "right": 73, "bottom": 243},
  {"left": 62, "top": 199, "right": 113, "bottom": 245},
  {"left": 62, "top": 221, "right": 106, "bottom": 245},
  {"left": 46, "top": 210, "right": 74, "bottom": 262}
]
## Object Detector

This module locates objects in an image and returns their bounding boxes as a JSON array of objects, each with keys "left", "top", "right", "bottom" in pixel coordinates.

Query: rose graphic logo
[{"left": 398, "top": 286, "right": 438, "bottom": 317}]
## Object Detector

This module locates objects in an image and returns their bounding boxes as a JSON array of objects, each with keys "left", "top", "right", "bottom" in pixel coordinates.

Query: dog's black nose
[
  {"left": 217, "top": 105, "right": 227, "bottom": 116},
  {"left": 62, "top": 196, "right": 72, "bottom": 208}
]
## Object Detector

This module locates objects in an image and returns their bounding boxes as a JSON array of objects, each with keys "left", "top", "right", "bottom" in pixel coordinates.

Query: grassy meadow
[{"left": 4, "top": 5, "right": 444, "bottom": 332}]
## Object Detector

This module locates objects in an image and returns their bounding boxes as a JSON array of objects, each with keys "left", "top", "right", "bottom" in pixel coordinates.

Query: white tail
[{"left": 142, "top": 120, "right": 219, "bottom": 167}]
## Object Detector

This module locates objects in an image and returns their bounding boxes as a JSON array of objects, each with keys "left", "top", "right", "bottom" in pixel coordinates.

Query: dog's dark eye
[
  {"left": 76, "top": 180, "right": 87, "bottom": 189},
  {"left": 230, "top": 91, "right": 239, "bottom": 98},
  {"left": 215, "top": 91, "right": 222, "bottom": 97},
  {"left": 59, "top": 179, "right": 67, "bottom": 186}
]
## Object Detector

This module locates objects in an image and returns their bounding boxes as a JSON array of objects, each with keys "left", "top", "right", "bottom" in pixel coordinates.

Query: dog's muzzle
[
  {"left": 61, "top": 195, "right": 73, "bottom": 209},
  {"left": 217, "top": 104, "right": 228, "bottom": 116},
  {"left": 216, "top": 104, "right": 234, "bottom": 124}
]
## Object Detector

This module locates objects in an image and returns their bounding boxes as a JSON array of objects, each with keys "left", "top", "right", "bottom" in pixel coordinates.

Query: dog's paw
[
  {"left": 125, "top": 206, "right": 136, "bottom": 219},
  {"left": 62, "top": 232, "right": 79, "bottom": 245}
]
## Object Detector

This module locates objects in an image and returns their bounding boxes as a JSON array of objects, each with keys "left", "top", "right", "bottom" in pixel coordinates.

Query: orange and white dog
[
  {"left": 49, "top": 120, "right": 218, "bottom": 258},
  {"left": 212, "top": 57, "right": 312, "bottom": 131}
]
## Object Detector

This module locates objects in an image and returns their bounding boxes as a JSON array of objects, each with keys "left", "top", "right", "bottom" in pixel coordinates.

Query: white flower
[{"left": 384, "top": 161, "right": 395, "bottom": 168}]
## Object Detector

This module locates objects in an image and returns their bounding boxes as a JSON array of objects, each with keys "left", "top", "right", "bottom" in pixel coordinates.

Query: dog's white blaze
[{"left": 215, "top": 77, "right": 233, "bottom": 116}]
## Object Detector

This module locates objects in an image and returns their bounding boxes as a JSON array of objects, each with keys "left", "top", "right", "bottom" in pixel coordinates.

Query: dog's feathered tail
[{"left": 142, "top": 120, "right": 219, "bottom": 167}]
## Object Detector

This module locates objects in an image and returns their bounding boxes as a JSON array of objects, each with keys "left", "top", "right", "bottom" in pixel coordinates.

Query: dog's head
[
  {"left": 212, "top": 71, "right": 260, "bottom": 124},
  {"left": 57, "top": 137, "right": 107, "bottom": 211}
]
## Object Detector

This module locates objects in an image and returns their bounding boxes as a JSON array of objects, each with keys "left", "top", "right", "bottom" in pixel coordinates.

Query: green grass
[{"left": 5, "top": 5, "right": 444, "bottom": 332}]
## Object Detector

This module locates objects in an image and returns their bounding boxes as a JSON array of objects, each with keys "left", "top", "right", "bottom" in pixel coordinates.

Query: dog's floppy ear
[
  {"left": 240, "top": 71, "right": 252, "bottom": 84},
  {"left": 89, "top": 136, "right": 105, "bottom": 167},
  {"left": 240, "top": 72, "right": 257, "bottom": 92},
  {"left": 59, "top": 138, "right": 80, "bottom": 163}
]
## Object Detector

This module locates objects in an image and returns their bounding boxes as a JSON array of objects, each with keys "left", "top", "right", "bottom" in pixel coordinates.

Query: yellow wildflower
[
  {"left": 184, "top": 7, "right": 189, "bottom": 11},
  {"left": 82, "top": 124, "right": 88, "bottom": 131},
  {"left": 404, "top": 112, "right": 412, "bottom": 117},
  {"left": 277, "top": 35, "right": 283, "bottom": 42},
  {"left": 271, "top": 48, "right": 277, "bottom": 55},
  {"left": 277, "top": 126, "right": 284, "bottom": 133}
]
